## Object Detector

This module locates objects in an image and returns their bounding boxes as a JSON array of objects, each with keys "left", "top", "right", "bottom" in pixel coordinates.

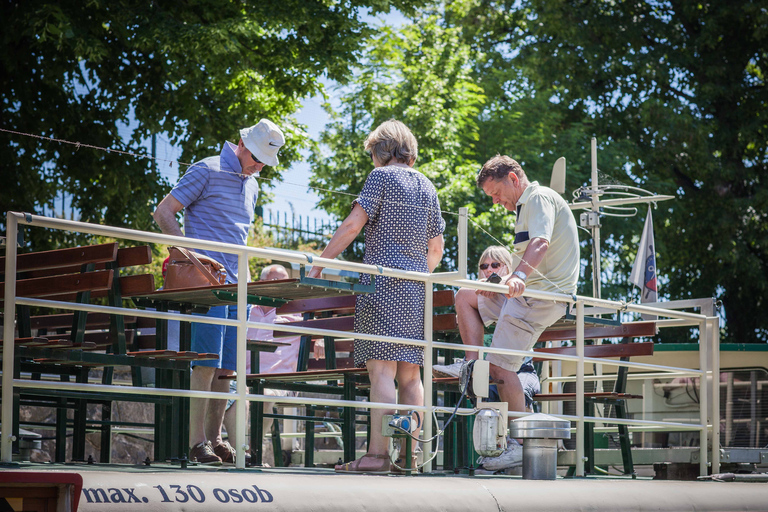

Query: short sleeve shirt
[
  {"left": 514, "top": 181, "right": 579, "bottom": 294},
  {"left": 170, "top": 142, "right": 259, "bottom": 283},
  {"left": 354, "top": 165, "right": 445, "bottom": 272}
]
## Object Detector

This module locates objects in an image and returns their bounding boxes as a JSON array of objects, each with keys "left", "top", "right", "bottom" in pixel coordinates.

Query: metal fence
[{"left": 261, "top": 209, "right": 337, "bottom": 247}]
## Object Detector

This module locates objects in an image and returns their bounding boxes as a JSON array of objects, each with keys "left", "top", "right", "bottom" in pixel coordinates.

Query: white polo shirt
[{"left": 513, "top": 181, "right": 579, "bottom": 295}]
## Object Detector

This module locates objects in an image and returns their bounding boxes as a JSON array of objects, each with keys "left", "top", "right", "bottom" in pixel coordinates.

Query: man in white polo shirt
[
  {"left": 457, "top": 155, "right": 579, "bottom": 471},
  {"left": 153, "top": 119, "right": 285, "bottom": 465}
]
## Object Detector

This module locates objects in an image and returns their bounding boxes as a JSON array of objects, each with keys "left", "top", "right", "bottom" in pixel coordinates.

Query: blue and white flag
[{"left": 630, "top": 207, "right": 658, "bottom": 304}]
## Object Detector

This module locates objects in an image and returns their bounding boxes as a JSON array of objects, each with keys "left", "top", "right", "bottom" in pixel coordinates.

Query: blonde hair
[
  {"left": 364, "top": 119, "right": 418, "bottom": 166},
  {"left": 260, "top": 264, "right": 289, "bottom": 281},
  {"left": 478, "top": 246, "right": 516, "bottom": 274}
]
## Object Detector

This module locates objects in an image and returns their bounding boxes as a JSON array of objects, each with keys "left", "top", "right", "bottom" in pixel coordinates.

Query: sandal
[{"left": 334, "top": 453, "right": 391, "bottom": 474}]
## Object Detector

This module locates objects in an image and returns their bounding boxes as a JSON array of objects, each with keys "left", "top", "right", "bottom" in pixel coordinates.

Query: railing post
[
  {"left": 575, "top": 300, "right": 585, "bottom": 477},
  {"left": 458, "top": 207, "right": 468, "bottom": 279},
  {"left": 422, "top": 277, "right": 434, "bottom": 472},
  {"left": 235, "top": 249, "right": 249, "bottom": 469},
  {"left": 698, "top": 318, "right": 709, "bottom": 476},
  {"left": 710, "top": 316, "right": 720, "bottom": 474},
  {"left": 2, "top": 212, "right": 19, "bottom": 463}
]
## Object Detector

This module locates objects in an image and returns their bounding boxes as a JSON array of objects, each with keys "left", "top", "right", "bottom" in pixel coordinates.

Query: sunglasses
[
  {"left": 251, "top": 153, "right": 264, "bottom": 165},
  {"left": 367, "top": 151, "right": 373, "bottom": 161},
  {"left": 479, "top": 262, "right": 504, "bottom": 270}
]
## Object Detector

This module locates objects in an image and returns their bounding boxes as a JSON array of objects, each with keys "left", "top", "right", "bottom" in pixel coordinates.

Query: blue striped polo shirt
[{"left": 170, "top": 141, "right": 258, "bottom": 283}]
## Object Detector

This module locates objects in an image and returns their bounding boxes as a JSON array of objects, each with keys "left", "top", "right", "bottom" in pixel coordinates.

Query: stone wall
[{"left": 18, "top": 368, "right": 156, "bottom": 464}]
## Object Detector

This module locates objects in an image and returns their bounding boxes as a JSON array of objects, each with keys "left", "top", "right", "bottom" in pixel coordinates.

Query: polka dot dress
[{"left": 352, "top": 165, "right": 446, "bottom": 368}]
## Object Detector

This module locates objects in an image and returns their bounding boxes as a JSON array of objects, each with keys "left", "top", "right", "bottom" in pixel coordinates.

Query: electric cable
[{"left": 2, "top": 126, "right": 583, "bottom": 303}]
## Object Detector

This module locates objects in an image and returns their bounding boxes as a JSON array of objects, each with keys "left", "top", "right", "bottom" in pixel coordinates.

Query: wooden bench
[
  {"left": 231, "top": 288, "right": 655, "bottom": 473},
  {"left": 432, "top": 321, "right": 656, "bottom": 475},
  {"left": 1, "top": 242, "right": 216, "bottom": 462},
  {"left": 223, "top": 289, "right": 456, "bottom": 467}
]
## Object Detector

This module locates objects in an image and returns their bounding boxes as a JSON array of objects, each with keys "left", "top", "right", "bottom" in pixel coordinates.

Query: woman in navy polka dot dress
[{"left": 308, "top": 119, "right": 445, "bottom": 473}]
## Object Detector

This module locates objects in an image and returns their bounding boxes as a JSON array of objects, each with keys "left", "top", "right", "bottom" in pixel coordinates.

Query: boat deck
[{"left": 2, "top": 462, "right": 767, "bottom": 512}]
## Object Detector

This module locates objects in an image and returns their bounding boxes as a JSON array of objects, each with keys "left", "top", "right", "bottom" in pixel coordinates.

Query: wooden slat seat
[
  {"left": 28, "top": 313, "right": 137, "bottom": 332},
  {"left": 533, "top": 339, "right": 655, "bottom": 360},
  {"left": 274, "top": 289, "right": 456, "bottom": 316},
  {"left": 125, "top": 350, "right": 218, "bottom": 362},
  {"left": 532, "top": 392, "right": 644, "bottom": 402},
  {"left": 0, "top": 242, "right": 118, "bottom": 272},
  {"left": 1, "top": 270, "right": 114, "bottom": 300},
  {"left": 233, "top": 367, "right": 369, "bottom": 384},
  {"left": 171, "top": 352, "right": 219, "bottom": 362},
  {"left": 11, "top": 338, "right": 75, "bottom": 349},
  {"left": 2, "top": 242, "right": 204, "bottom": 463}
]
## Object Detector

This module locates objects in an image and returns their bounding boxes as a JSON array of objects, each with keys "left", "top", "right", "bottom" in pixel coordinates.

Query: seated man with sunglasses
[{"left": 153, "top": 119, "right": 285, "bottom": 466}]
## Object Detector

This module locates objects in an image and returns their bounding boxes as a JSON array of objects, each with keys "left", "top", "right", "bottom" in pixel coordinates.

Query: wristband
[{"left": 512, "top": 270, "right": 528, "bottom": 282}]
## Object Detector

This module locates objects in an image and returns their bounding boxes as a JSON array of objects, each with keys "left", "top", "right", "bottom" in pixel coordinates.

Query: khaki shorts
[{"left": 478, "top": 293, "right": 566, "bottom": 372}]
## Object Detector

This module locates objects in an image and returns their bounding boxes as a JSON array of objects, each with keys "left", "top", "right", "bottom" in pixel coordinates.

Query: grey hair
[
  {"left": 364, "top": 119, "right": 418, "bottom": 166},
  {"left": 260, "top": 264, "right": 289, "bottom": 280}
]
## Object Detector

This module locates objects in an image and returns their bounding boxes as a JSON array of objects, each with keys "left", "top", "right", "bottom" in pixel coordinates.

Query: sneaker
[
  {"left": 433, "top": 359, "right": 466, "bottom": 378},
  {"left": 478, "top": 439, "right": 523, "bottom": 471},
  {"left": 189, "top": 441, "right": 222, "bottom": 466}
]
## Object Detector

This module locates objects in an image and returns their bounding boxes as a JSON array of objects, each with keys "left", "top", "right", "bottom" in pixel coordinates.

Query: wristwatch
[{"left": 512, "top": 270, "right": 528, "bottom": 282}]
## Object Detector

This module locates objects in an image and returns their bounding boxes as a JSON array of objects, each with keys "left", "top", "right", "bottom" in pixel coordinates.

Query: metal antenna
[{"left": 554, "top": 138, "right": 676, "bottom": 299}]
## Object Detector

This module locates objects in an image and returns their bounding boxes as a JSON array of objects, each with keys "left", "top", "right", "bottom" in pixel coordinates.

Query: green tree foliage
[
  {"left": 310, "top": 4, "right": 597, "bottom": 285},
  {"left": 504, "top": 0, "right": 768, "bottom": 342},
  {"left": 1, "top": 0, "right": 423, "bottom": 249},
  {"left": 310, "top": 12, "right": 535, "bottom": 272},
  {"left": 313, "top": 0, "right": 766, "bottom": 342}
]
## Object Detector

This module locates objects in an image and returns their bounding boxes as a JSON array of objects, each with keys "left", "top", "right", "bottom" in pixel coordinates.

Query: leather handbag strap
[{"left": 173, "top": 246, "right": 223, "bottom": 286}]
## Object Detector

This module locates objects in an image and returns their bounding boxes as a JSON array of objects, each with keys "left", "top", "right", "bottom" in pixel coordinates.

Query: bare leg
[
  {"left": 455, "top": 288, "right": 486, "bottom": 360},
  {"left": 189, "top": 365, "right": 215, "bottom": 447},
  {"left": 396, "top": 361, "right": 424, "bottom": 438},
  {"left": 206, "top": 368, "right": 234, "bottom": 447},
  {"left": 366, "top": 359, "right": 398, "bottom": 456},
  {"left": 490, "top": 363, "right": 526, "bottom": 416},
  {"left": 222, "top": 391, "right": 251, "bottom": 446}
]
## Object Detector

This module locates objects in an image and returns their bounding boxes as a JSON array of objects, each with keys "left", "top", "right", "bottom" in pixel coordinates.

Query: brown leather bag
[{"left": 164, "top": 246, "right": 227, "bottom": 289}]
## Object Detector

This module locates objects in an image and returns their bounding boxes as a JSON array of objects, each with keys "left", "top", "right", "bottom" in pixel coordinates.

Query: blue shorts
[{"left": 191, "top": 305, "right": 248, "bottom": 371}]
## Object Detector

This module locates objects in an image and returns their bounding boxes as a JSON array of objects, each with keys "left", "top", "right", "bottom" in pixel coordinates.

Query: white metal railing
[{"left": 2, "top": 211, "right": 719, "bottom": 476}]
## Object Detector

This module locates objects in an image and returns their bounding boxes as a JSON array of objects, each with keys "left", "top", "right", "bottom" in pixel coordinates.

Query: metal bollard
[
  {"left": 16, "top": 428, "right": 42, "bottom": 462},
  {"left": 508, "top": 413, "right": 570, "bottom": 480}
]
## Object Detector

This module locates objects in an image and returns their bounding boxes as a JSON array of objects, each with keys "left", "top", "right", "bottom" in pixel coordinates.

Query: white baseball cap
[{"left": 240, "top": 119, "right": 285, "bottom": 167}]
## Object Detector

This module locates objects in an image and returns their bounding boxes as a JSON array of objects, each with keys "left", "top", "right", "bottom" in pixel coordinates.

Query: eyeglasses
[
  {"left": 479, "top": 262, "right": 504, "bottom": 270},
  {"left": 367, "top": 151, "right": 373, "bottom": 161},
  {"left": 251, "top": 153, "right": 264, "bottom": 165}
]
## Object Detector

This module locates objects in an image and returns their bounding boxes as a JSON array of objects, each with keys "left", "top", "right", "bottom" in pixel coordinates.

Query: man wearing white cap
[{"left": 153, "top": 119, "right": 285, "bottom": 465}]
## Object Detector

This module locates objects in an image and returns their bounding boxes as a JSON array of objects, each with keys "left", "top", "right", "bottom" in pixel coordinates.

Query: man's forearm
[{"left": 153, "top": 205, "right": 184, "bottom": 237}]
